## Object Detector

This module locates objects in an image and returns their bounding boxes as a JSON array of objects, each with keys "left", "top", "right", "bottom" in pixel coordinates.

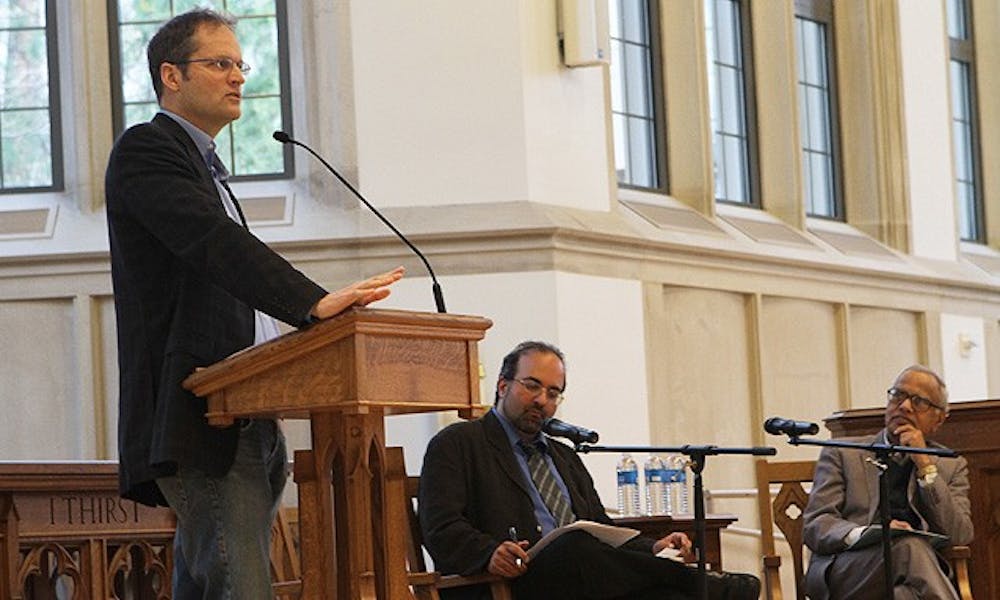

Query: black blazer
[
  {"left": 105, "top": 113, "right": 326, "bottom": 506},
  {"left": 418, "top": 410, "right": 654, "bottom": 581}
]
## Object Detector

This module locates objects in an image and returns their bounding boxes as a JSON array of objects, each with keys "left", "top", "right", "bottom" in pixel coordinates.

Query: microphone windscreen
[{"left": 272, "top": 130, "right": 291, "bottom": 143}]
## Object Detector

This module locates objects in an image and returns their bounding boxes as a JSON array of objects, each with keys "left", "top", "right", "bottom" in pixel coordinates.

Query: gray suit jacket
[{"left": 802, "top": 430, "right": 973, "bottom": 599}]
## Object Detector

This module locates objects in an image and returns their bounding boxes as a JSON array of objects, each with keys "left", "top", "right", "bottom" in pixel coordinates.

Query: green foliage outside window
[{"left": 0, "top": 0, "right": 57, "bottom": 191}]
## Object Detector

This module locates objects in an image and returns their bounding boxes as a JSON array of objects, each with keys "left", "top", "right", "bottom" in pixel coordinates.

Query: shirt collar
[{"left": 158, "top": 109, "right": 227, "bottom": 179}]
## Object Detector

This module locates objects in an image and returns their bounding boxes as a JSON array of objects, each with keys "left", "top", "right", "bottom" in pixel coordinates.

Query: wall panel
[
  {"left": 647, "top": 286, "right": 756, "bottom": 493},
  {"left": 0, "top": 299, "right": 81, "bottom": 458},
  {"left": 847, "top": 306, "right": 921, "bottom": 408},
  {"left": 99, "top": 296, "right": 119, "bottom": 459},
  {"left": 759, "top": 297, "right": 840, "bottom": 462}
]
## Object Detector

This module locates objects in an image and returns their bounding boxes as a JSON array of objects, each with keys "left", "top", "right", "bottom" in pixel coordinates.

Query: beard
[
  {"left": 513, "top": 410, "right": 544, "bottom": 436},
  {"left": 499, "top": 391, "right": 546, "bottom": 437}
]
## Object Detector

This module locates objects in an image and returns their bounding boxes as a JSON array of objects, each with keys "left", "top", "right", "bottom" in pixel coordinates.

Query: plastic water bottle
[
  {"left": 616, "top": 453, "right": 641, "bottom": 516},
  {"left": 666, "top": 454, "right": 690, "bottom": 515},
  {"left": 644, "top": 455, "right": 668, "bottom": 515}
]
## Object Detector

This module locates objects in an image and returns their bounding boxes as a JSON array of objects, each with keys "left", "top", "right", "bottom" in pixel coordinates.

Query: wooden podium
[{"left": 183, "top": 308, "right": 492, "bottom": 600}]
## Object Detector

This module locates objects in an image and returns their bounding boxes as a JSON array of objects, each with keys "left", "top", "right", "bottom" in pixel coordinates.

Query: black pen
[{"left": 509, "top": 526, "right": 522, "bottom": 567}]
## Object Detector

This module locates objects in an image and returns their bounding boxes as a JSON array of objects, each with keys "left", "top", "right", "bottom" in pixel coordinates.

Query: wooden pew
[{"left": 0, "top": 462, "right": 174, "bottom": 599}]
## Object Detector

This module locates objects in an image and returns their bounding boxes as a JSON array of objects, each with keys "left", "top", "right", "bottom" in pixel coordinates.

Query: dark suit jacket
[
  {"left": 419, "top": 410, "right": 654, "bottom": 585},
  {"left": 105, "top": 113, "right": 326, "bottom": 506}
]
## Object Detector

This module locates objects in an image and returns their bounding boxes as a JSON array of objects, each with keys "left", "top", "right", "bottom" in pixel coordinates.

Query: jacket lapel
[
  {"left": 151, "top": 113, "right": 216, "bottom": 187},
  {"left": 861, "top": 430, "right": 935, "bottom": 530},
  {"left": 863, "top": 433, "right": 882, "bottom": 524},
  {"left": 483, "top": 411, "right": 534, "bottom": 498}
]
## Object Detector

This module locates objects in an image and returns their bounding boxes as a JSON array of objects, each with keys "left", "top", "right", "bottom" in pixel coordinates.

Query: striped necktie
[{"left": 519, "top": 441, "right": 575, "bottom": 527}]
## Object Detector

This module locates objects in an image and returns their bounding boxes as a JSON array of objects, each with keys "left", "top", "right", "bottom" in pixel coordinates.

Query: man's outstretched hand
[{"left": 310, "top": 266, "right": 405, "bottom": 319}]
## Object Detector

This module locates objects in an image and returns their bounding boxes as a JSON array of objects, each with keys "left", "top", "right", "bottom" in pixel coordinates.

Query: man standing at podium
[
  {"left": 105, "top": 9, "right": 403, "bottom": 599},
  {"left": 803, "top": 365, "right": 973, "bottom": 599},
  {"left": 419, "top": 340, "right": 760, "bottom": 599}
]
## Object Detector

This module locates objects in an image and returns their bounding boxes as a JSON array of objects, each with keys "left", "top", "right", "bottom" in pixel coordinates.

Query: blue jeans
[{"left": 156, "top": 419, "right": 287, "bottom": 600}]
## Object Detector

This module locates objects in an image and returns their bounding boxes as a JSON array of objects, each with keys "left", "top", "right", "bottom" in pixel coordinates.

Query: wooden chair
[
  {"left": 264, "top": 447, "right": 513, "bottom": 600},
  {"left": 754, "top": 459, "right": 973, "bottom": 600},
  {"left": 401, "top": 475, "right": 513, "bottom": 600},
  {"left": 270, "top": 505, "right": 303, "bottom": 598},
  {"left": 264, "top": 452, "right": 446, "bottom": 600}
]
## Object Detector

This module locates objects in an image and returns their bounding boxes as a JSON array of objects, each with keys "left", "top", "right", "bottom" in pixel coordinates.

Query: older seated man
[{"left": 803, "top": 365, "right": 973, "bottom": 600}]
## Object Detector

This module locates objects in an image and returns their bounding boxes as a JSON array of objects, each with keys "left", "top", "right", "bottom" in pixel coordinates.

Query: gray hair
[{"left": 895, "top": 364, "right": 949, "bottom": 412}]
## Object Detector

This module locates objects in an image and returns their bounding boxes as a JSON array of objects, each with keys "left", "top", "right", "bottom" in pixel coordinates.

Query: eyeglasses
[
  {"left": 887, "top": 387, "right": 943, "bottom": 413},
  {"left": 170, "top": 57, "right": 251, "bottom": 75},
  {"left": 511, "top": 377, "right": 564, "bottom": 405}
]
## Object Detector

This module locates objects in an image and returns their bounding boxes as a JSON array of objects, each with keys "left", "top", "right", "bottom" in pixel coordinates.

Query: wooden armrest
[
  {"left": 761, "top": 554, "right": 784, "bottom": 600},
  {"left": 942, "top": 546, "right": 972, "bottom": 600},
  {"left": 272, "top": 580, "right": 302, "bottom": 598},
  {"left": 762, "top": 554, "right": 782, "bottom": 569},
  {"left": 437, "top": 572, "right": 509, "bottom": 589},
  {"left": 408, "top": 572, "right": 440, "bottom": 586}
]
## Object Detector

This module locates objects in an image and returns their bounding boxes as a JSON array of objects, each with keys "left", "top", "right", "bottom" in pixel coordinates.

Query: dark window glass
[
  {"left": 795, "top": 0, "right": 842, "bottom": 220},
  {"left": 947, "top": 0, "right": 983, "bottom": 242},
  {"left": 609, "top": 0, "right": 667, "bottom": 191},
  {"left": 705, "top": 0, "right": 758, "bottom": 206}
]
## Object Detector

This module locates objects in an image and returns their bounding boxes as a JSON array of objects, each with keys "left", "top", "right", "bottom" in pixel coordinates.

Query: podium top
[{"left": 182, "top": 307, "right": 493, "bottom": 423}]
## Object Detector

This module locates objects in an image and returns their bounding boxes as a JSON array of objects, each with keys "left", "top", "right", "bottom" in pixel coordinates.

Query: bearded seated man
[{"left": 419, "top": 340, "right": 760, "bottom": 600}]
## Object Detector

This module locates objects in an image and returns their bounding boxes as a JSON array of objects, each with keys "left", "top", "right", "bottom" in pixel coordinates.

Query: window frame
[
  {"left": 948, "top": 0, "right": 985, "bottom": 243},
  {"left": 794, "top": 0, "right": 844, "bottom": 221},
  {"left": 105, "top": 0, "right": 295, "bottom": 182},
  {"left": 705, "top": 0, "right": 760, "bottom": 208},
  {"left": 0, "top": 0, "right": 63, "bottom": 194},
  {"left": 609, "top": 0, "right": 669, "bottom": 193}
]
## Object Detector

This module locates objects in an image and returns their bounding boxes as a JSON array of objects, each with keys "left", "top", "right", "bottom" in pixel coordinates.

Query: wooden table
[{"left": 612, "top": 513, "right": 738, "bottom": 571}]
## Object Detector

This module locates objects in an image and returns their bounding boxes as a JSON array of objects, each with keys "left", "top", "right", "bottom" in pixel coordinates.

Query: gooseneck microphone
[
  {"left": 542, "top": 417, "right": 599, "bottom": 444},
  {"left": 273, "top": 130, "right": 447, "bottom": 313},
  {"left": 764, "top": 417, "right": 820, "bottom": 437}
]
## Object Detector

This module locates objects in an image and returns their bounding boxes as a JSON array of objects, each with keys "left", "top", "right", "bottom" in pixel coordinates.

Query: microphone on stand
[
  {"left": 272, "top": 130, "right": 447, "bottom": 313},
  {"left": 542, "top": 417, "right": 599, "bottom": 444},
  {"left": 763, "top": 417, "right": 819, "bottom": 437}
]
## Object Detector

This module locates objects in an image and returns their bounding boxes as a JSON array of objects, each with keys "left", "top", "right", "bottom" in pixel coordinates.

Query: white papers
[
  {"left": 655, "top": 546, "right": 685, "bottom": 563},
  {"left": 526, "top": 520, "right": 640, "bottom": 559}
]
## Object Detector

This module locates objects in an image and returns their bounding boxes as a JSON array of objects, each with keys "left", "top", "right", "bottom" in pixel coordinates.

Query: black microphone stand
[
  {"left": 779, "top": 435, "right": 958, "bottom": 600},
  {"left": 575, "top": 443, "right": 776, "bottom": 600},
  {"left": 273, "top": 131, "right": 447, "bottom": 313}
]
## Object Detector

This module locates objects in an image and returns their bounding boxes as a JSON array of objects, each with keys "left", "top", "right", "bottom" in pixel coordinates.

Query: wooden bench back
[
  {"left": 400, "top": 457, "right": 512, "bottom": 600},
  {"left": 755, "top": 459, "right": 815, "bottom": 600}
]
